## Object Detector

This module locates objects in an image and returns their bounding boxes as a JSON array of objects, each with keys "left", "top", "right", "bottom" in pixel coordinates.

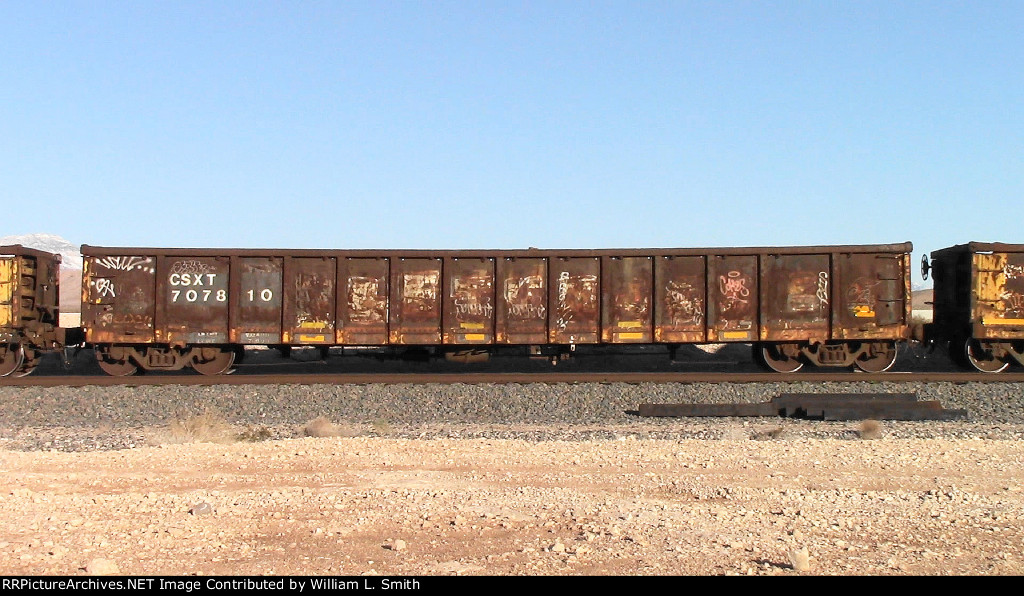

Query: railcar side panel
[
  {"left": 549, "top": 257, "right": 600, "bottom": 344},
  {"left": 444, "top": 257, "right": 495, "bottom": 345},
  {"left": 83, "top": 254, "right": 157, "bottom": 344},
  {"left": 158, "top": 256, "right": 230, "bottom": 345},
  {"left": 231, "top": 257, "right": 283, "bottom": 345},
  {"left": 972, "top": 252, "right": 1024, "bottom": 337},
  {"left": 602, "top": 256, "right": 653, "bottom": 343},
  {"left": 390, "top": 258, "right": 442, "bottom": 344},
  {"left": 69, "top": 243, "right": 916, "bottom": 371},
  {"left": 496, "top": 257, "right": 547, "bottom": 344},
  {"left": 833, "top": 253, "right": 909, "bottom": 339},
  {"left": 759, "top": 254, "right": 831, "bottom": 342},
  {"left": 653, "top": 256, "right": 706, "bottom": 343},
  {"left": 283, "top": 257, "right": 336, "bottom": 345},
  {"left": 708, "top": 255, "right": 758, "bottom": 342},
  {"left": 338, "top": 258, "right": 389, "bottom": 345}
]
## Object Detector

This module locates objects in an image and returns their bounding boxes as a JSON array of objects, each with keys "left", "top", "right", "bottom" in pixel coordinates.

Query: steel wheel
[
  {"left": 757, "top": 343, "right": 804, "bottom": 373},
  {"left": 0, "top": 343, "right": 25, "bottom": 377},
  {"left": 965, "top": 339, "right": 1009, "bottom": 373},
  {"left": 854, "top": 342, "right": 899, "bottom": 373},
  {"left": 192, "top": 348, "right": 236, "bottom": 375},
  {"left": 96, "top": 347, "right": 139, "bottom": 376}
]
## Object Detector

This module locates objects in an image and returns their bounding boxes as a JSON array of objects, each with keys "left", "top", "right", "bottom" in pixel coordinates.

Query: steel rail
[{"left": 3, "top": 371, "right": 1024, "bottom": 388}]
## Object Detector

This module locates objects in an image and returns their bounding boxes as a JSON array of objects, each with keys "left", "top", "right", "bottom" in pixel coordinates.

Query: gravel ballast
[{"left": 1, "top": 380, "right": 1023, "bottom": 451}]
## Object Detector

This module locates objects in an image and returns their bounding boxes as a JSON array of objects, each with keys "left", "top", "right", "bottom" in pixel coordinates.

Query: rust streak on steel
[{"left": 3, "top": 371, "right": 1024, "bottom": 388}]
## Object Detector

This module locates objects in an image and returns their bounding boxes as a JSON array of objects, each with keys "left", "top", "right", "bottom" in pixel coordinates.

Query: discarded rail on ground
[{"left": 638, "top": 392, "right": 969, "bottom": 421}]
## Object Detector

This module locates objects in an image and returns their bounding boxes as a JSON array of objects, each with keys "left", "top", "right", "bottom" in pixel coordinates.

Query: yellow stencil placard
[
  {"left": 722, "top": 331, "right": 750, "bottom": 339},
  {"left": 853, "top": 306, "right": 875, "bottom": 318},
  {"left": 982, "top": 317, "right": 1024, "bottom": 326}
]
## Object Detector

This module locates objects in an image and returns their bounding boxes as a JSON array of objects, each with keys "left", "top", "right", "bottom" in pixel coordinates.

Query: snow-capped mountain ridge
[{"left": 0, "top": 233, "right": 82, "bottom": 270}]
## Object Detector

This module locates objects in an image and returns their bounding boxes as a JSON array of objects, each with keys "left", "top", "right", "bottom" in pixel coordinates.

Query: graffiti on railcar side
[
  {"left": 169, "top": 259, "right": 213, "bottom": 276},
  {"left": 94, "top": 278, "right": 116, "bottom": 298},
  {"left": 664, "top": 280, "right": 704, "bottom": 327},
  {"left": 504, "top": 275, "right": 546, "bottom": 320},
  {"left": 452, "top": 275, "right": 493, "bottom": 320},
  {"left": 784, "top": 271, "right": 829, "bottom": 313},
  {"left": 348, "top": 276, "right": 387, "bottom": 322},
  {"left": 112, "top": 313, "right": 153, "bottom": 326},
  {"left": 1002, "top": 259, "right": 1024, "bottom": 317},
  {"left": 1002, "top": 292, "right": 1024, "bottom": 318},
  {"left": 847, "top": 277, "right": 879, "bottom": 318},
  {"left": 555, "top": 272, "right": 598, "bottom": 332},
  {"left": 96, "top": 256, "right": 153, "bottom": 273},
  {"left": 90, "top": 256, "right": 154, "bottom": 302},
  {"left": 718, "top": 270, "right": 750, "bottom": 309},
  {"left": 614, "top": 278, "right": 650, "bottom": 321},
  {"left": 294, "top": 273, "right": 333, "bottom": 327},
  {"left": 402, "top": 272, "right": 439, "bottom": 314}
]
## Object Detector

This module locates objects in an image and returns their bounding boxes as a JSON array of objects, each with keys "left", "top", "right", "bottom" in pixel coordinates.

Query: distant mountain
[
  {"left": 0, "top": 233, "right": 82, "bottom": 313},
  {"left": 0, "top": 233, "right": 82, "bottom": 270}
]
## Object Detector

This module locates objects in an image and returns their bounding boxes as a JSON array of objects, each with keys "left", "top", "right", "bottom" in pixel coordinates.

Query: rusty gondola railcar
[
  {"left": 78, "top": 243, "right": 913, "bottom": 376},
  {"left": 923, "top": 242, "right": 1024, "bottom": 372},
  {"left": 0, "top": 245, "right": 65, "bottom": 377}
]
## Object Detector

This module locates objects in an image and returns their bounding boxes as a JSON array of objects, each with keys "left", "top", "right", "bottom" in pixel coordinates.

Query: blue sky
[{"left": 2, "top": 2, "right": 1021, "bottom": 286}]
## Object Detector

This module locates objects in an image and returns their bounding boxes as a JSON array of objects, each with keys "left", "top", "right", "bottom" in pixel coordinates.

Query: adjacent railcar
[
  {"left": 924, "top": 242, "right": 1024, "bottom": 372},
  {"left": 0, "top": 245, "right": 64, "bottom": 376},
  {"left": 79, "top": 243, "right": 913, "bottom": 376}
]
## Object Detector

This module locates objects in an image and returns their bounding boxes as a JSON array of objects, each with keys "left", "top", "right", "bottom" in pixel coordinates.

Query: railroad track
[{"left": 3, "top": 370, "right": 1024, "bottom": 387}]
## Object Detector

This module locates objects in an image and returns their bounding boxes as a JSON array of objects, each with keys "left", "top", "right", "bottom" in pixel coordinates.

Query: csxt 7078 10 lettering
[{"left": 64, "top": 242, "right": 914, "bottom": 376}]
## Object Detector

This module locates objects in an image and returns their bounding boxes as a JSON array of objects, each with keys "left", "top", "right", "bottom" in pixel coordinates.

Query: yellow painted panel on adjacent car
[
  {"left": 974, "top": 253, "right": 1007, "bottom": 305},
  {"left": 0, "top": 258, "right": 15, "bottom": 327}
]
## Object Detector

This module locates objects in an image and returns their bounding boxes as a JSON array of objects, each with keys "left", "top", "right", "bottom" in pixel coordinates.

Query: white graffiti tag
[
  {"left": 169, "top": 260, "right": 213, "bottom": 276},
  {"left": 665, "top": 281, "right": 703, "bottom": 327},
  {"left": 94, "top": 278, "right": 116, "bottom": 298},
  {"left": 816, "top": 271, "right": 829, "bottom": 306},
  {"left": 96, "top": 256, "right": 153, "bottom": 272},
  {"left": 719, "top": 271, "right": 749, "bottom": 301}
]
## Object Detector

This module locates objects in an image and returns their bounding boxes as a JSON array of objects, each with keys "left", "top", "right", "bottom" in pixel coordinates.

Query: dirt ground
[{"left": 1, "top": 423, "right": 1023, "bottom": 577}]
